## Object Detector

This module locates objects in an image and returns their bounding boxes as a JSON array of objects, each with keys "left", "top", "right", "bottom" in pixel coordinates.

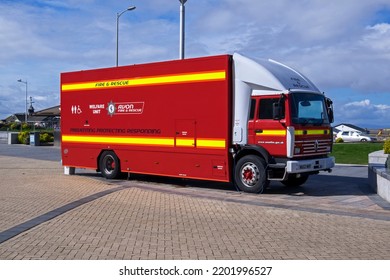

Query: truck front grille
[{"left": 295, "top": 139, "right": 332, "bottom": 156}]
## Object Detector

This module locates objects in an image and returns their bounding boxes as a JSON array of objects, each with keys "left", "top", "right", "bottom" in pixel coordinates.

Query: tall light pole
[
  {"left": 116, "top": 5, "right": 136, "bottom": 67},
  {"left": 17, "top": 79, "right": 28, "bottom": 123},
  {"left": 179, "top": 0, "right": 187, "bottom": 59}
]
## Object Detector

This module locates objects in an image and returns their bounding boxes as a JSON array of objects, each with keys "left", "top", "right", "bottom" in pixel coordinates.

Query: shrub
[
  {"left": 10, "top": 123, "right": 20, "bottom": 131},
  {"left": 40, "top": 132, "right": 54, "bottom": 143},
  {"left": 21, "top": 123, "right": 30, "bottom": 131},
  {"left": 18, "top": 131, "right": 30, "bottom": 144},
  {"left": 335, "top": 137, "right": 344, "bottom": 143},
  {"left": 0, "top": 123, "right": 9, "bottom": 131},
  {"left": 384, "top": 138, "right": 390, "bottom": 154}
]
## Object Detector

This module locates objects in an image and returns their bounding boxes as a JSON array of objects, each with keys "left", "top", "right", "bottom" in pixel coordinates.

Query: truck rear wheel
[
  {"left": 234, "top": 155, "right": 267, "bottom": 193},
  {"left": 99, "top": 151, "right": 121, "bottom": 179}
]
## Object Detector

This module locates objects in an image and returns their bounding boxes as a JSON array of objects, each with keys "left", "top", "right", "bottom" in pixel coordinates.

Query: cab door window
[
  {"left": 258, "top": 98, "right": 284, "bottom": 120},
  {"left": 249, "top": 98, "right": 256, "bottom": 120}
]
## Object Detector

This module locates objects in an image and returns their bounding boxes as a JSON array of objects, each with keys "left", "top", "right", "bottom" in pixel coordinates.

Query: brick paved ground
[{"left": 0, "top": 147, "right": 389, "bottom": 260}]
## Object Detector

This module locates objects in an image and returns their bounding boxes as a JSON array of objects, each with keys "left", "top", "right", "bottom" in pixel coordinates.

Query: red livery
[{"left": 61, "top": 53, "right": 335, "bottom": 193}]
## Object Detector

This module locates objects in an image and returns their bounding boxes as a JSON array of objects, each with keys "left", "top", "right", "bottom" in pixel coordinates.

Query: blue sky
[{"left": 0, "top": 0, "right": 390, "bottom": 128}]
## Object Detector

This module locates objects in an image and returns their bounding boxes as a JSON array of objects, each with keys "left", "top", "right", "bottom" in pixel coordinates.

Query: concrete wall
[
  {"left": 368, "top": 150, "right": 390, "bottom": 203},
  {"left": 7, "top": 132, "right": 19, "bottom": 144}
]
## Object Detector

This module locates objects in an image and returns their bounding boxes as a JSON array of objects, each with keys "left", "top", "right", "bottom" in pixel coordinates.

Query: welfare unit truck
[{"left": 61, "top": 53, "right": 335, "bottom": 193}]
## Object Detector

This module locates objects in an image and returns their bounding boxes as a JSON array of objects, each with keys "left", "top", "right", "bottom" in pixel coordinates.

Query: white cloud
[
  {"left": 0, "top": 0, "right": 389, "bottom": 128},
  {"left": 376, "top": 104, "right": 390, "bottom": 110},
  {"left": 336, "top": 99, "right": 390, "bottom": 127},
  {"left": 361, "top": 23, "right": 390, "bottom": 53},
  {"left": 345, "top": 100, "right": 371, "bottom": 107}
]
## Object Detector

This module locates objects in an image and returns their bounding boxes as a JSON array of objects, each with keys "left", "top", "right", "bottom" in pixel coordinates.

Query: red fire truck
[{"left": 61, "top": 53, "right": 334, "bottom": 193}]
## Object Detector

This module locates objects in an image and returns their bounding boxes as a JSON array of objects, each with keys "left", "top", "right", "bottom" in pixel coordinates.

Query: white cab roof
[{"left": 233, "top": 53, "right": 320, "bottom": 95}]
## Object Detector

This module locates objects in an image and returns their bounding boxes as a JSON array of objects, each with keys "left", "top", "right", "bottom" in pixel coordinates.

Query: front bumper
[{"left": 286, "top": 156, "right": 335, "bottom": 174}]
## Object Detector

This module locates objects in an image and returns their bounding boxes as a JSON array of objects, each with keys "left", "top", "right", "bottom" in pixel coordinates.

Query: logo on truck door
[{"left": 106, "top": 101, "right": 145, "bottom": 117}]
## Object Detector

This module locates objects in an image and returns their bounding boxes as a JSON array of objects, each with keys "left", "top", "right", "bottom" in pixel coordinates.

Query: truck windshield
[{"left": 290, "top": 92, "right": 329, "bottom": 125}]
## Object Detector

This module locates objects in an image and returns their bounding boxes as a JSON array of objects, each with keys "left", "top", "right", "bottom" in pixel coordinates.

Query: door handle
[{"left": 255, "top": 129, "right": 263, "bottom": 133}]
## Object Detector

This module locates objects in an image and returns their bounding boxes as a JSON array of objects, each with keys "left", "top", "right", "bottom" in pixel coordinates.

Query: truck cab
[{"left": 231, "top": 53, "right": 335, "bottom": 193}]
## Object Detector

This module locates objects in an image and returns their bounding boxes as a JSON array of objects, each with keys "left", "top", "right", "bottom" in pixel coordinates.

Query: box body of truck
[
  {"left": 61, "top": 55, "right": 233, "bottom": 182},
  {"left": 61, "top": 53, "right": 334, "bottom": 193}
]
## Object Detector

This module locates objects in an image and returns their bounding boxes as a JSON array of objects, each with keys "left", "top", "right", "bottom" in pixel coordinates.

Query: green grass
[{"left": 330, "top": 142, "right": 383, "bottom": 165}]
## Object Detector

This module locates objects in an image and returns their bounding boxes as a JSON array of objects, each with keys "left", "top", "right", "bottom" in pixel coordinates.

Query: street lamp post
[
  {"left": 17, "top": 79, "right": 28, "bottom": 123},
  {"left": 116, "top": 6, "right": 136, "bottom": 67},
  {"left": 179, "top": 0, "right": 187, "bottom": 59}
]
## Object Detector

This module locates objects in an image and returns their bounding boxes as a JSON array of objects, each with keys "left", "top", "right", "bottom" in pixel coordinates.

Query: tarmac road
[{"left": 0, "top": 141, "right": 389, "bottom": 259}]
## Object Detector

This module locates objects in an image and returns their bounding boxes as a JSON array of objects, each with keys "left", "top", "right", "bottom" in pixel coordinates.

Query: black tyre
[
  {"left": 281, "top": 174, "right": 309, "bottom": 187},
  {"left": 234, "top": 155, "right": 267, "bottom": 193},
  {"left": 99, "top": 151, "right": 121, "bottom": 179}
]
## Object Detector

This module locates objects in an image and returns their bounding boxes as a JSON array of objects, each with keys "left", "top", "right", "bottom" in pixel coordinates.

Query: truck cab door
[
  {"left": 250, "top": 97, "right": 287, "bottom": 157},
  {"left": 247, "top": 98, "right": 257, "bottom": 144}
]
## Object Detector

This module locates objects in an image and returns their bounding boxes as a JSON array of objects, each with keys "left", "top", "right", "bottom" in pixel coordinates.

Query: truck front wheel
[
  {"left": 99, "top": 151, "right": 121, "bottom": 179},
  {"left": 234, "top": 155, "right": 267, "bottom": 193}
]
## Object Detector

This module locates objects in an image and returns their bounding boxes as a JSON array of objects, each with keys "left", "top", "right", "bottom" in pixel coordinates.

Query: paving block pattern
[{"left": 0, "top": 154, "right": 389, "bottom": 260}]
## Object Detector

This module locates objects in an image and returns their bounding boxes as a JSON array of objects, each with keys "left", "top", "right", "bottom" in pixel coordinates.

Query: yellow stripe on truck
[
  {"left": 197, "top": 138, "right": 226, "bottom": 149},
  {"left": 176, "top": 138, "right": 195, "bottom": 147},
  {"left": 255, "top": 129, "right": 330, "bottom": 136},
  {"left": 295, "top": 129, "right": 330, "bottom": 135},
  {"left": 256, "top": 130, "right": 286, "bottom": 136},
  {"left": 62, "top": 135, "right": 175, "bottom": 147},
  {"left": 62, "top": 135, "right": 226, "bottom": 149},
  {"left": 62, "top": 71, "right": 226, "bottom": 92}
]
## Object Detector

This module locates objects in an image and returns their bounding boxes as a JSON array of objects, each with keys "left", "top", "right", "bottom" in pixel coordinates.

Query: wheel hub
[
  {"left": 104, "top": 156, "right": 115, "bottom": 174},
  {"left": 241, "top": 163, "right": 259, "bottom": 187}
]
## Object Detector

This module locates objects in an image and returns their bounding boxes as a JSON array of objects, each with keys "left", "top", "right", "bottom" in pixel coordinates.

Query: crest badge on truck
[{"left": 107, "top": 101, "right": 116, "bottom": 117}]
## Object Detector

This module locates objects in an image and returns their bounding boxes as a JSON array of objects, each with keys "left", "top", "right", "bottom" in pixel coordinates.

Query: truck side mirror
[
  {"left": 273, "top": 103, "right": 282, "bottom": 120},
  {"left": 326, "top": 98, "right": 334, "bottom": 123},
  {"left": 328, "top": 108, "right": 334, "bottom": 123},
  {"left": 273, "top": 94, "right": 285, "bottom": 120}
]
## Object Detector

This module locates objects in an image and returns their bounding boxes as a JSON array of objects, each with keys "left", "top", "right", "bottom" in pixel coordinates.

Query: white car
[{"left": 336, "top": 131, "right": 375, "bottom": 142}]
